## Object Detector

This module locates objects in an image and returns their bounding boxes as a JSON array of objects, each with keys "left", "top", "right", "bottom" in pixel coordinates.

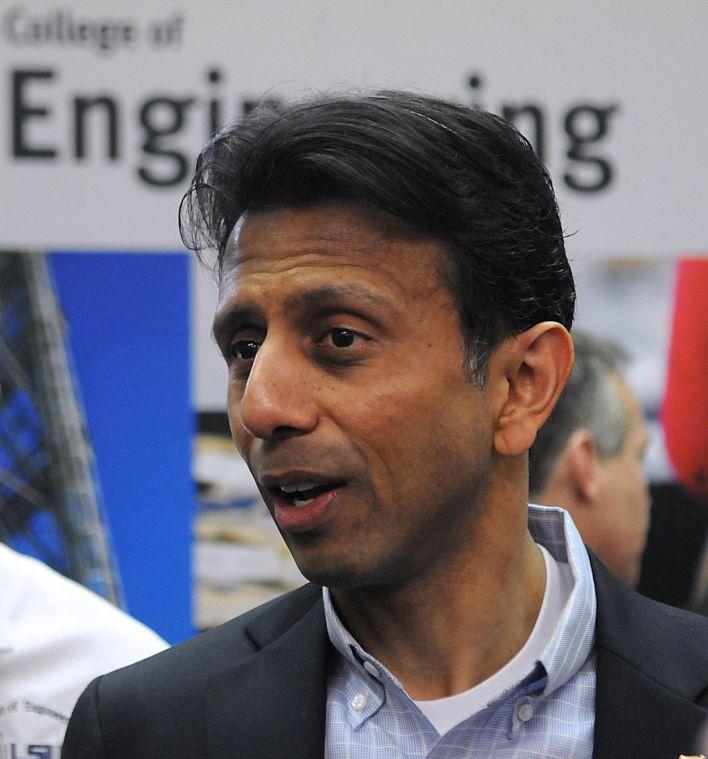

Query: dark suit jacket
[{"left": 63, "top": 555, "right": 708, "bottom": 758}]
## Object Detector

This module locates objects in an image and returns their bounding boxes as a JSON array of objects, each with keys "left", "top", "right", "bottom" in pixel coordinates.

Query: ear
[
  {"left": 492, "top": 322, "right": 574, "bottom": 457},
  {"left": 564, "top": 429, "right": 601, "bottom": 502}
]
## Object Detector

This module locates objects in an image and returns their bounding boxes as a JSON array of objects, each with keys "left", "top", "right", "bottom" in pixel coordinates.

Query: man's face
[
  {"left": 213, "top": 202, "right": 497, "bottom": 589},
  {"left": 594, "top": 374, "right": 651, "bottom": 587}
]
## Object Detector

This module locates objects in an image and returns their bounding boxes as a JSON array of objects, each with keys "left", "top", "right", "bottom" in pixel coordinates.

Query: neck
[{"left": 330, "top": 504, "right": 545, "bottom": 700}]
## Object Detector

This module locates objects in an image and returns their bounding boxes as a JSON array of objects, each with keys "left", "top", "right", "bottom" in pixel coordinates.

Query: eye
[
  {"left": 329, "top": 328, "right": 358, "bottom": 348},
  {"left": 229, "top": 339, "right": 261, "bottom": 361},
  {"left": 315, "top": 327, "right": 370, "bottom": 365}
]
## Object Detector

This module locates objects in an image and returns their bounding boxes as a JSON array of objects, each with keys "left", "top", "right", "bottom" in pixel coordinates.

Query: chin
[
  {"left": 293, "top": 553, "right": 411, "bottom": 595},
  {"left": 294, "top": 559, "right": 371, "bottom": 589},
  {"left": 287, "top": 547, "right": 379, "bottom": 591},
  {"left": 285, "top": 531, "right": 411, "bottom": 590}
]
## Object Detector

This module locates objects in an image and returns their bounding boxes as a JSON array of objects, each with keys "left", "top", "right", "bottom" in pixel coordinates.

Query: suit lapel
[
  {"left": 591, "top": 554, "right": 708, "bottom": 758},
  {"left": 206, "top": 590, "right": 330, "bottom": 759}
]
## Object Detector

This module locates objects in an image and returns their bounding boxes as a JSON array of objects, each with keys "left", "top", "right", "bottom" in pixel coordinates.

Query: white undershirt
[{"left": 413, "top": 544, "right": 573, "bottom": 735}]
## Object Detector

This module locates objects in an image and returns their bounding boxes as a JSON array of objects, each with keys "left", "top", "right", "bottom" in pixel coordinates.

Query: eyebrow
[
  {"left": 212, "top": 284, "right": 395, "bottom": 345},
  {"left": 283, "top": 284, "right": 394, "bottom": 313},
  {"left": 212, "top": 304, "right": 260, "bottom": 347}
]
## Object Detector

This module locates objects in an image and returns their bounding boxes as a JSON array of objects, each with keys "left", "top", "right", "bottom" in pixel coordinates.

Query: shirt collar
[
  {"left": 323, "top": 504, "right": 596, "bottom": 699},
  {"left": 527, "top": 503, "right": 597, "bottom": 695},
  {"left": 323, "top": 587, "right": 392, "bottom": 686}
]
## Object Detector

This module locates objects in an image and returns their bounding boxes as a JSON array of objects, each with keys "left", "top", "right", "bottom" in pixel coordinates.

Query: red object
[{"left": 661, "top": 258, "right": 708, "bottom": 499}]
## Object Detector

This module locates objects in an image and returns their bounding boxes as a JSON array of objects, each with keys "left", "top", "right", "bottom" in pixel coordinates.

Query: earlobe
[{"left": 492, "top": 322, "right": 574, "bottom": 457}]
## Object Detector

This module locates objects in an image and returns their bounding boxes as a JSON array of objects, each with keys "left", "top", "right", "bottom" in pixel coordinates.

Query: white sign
[{"left": 2, "top": 0, "right": 707, "bottom": 257}]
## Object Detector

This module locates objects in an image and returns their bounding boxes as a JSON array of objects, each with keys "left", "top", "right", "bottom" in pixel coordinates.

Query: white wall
[{"left": 3, "top": 0, "right": 706, "bottom": 254}]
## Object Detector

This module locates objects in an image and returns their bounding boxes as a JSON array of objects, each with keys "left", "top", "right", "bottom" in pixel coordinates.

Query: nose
[{"left": 232, "top": 338, "right": 319, "bottom": 440}]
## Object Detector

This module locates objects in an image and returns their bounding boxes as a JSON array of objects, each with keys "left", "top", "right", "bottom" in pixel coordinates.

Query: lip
[
  {"left": 258, "top": 471, "right": 346, "bottom": 533},
  {"left": 272, "top": 485, "right": 343, "bottom": 532}
]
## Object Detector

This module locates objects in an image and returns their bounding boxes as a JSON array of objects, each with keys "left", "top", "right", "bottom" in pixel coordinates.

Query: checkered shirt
[{"left": 323, "top": 504, "right": 597, "bottom": 758}]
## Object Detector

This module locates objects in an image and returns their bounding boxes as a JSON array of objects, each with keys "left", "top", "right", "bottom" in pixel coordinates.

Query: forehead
[{"left": 218, "top": 202, "right": 449, "bottom": 303}]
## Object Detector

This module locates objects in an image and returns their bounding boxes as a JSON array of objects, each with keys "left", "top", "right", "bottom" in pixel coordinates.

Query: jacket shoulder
[
  {"left": 592, "top": 552, "right": 708, "bottom": 701},
  {"left": 591, "top": 554, "right": 708, "bottom": 756},
  {"left": 107, "top": 582, "right": 322, "bottom": 687},
  {"left": 63, "top": 584, "right": 324, "bottom": 758}
]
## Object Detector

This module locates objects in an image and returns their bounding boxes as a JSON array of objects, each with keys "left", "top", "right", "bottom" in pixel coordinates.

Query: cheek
[
  {"left": 333, "top": 391, "right": 413, "bottom": 478},
  {"left": 226, "top": 390, "right": 249, "bottom": 454},
  {"left": 342, "top": 381, "right": 447, "bottom": 450},
  {"left": 342, "top": 382, "right": 489, "bottom": 488}
]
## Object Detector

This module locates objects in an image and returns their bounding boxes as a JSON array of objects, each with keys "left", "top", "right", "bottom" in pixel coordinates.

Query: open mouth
[
  {"left": 276, "top": 482, "right": 342, "bottom": 507},
  {"left": 264, "top": 477, "right": 346, "bottom": 532},
  {"left": 259, "top": 473, "right": 348, "bottom": 531}
]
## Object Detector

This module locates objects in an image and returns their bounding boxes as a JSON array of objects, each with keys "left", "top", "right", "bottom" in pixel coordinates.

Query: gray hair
[{"left": 529, "top": 330, "right": 630, "bottom": 496}]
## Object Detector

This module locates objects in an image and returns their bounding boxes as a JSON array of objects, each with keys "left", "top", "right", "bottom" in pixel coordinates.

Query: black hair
[{"left": 180, "top": 90, "right": 575, "bottom": 383}]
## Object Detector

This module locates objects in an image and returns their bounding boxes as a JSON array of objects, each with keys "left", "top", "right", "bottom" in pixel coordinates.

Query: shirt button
[
  {"left": 516, "top": 700, "right": 534, "bottom": 722},
  {"left": 351, "top": 693, "right": 367, "bottom": 711},
  {"left": 363, "top": 661, "right": 380, "bottom": 678}
]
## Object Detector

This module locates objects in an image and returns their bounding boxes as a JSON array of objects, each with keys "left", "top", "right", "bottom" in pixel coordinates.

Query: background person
[
  {"left": 529, "top": 331, "right": 651, "bottom": 587},
  {"left": 0, "top": 543, "right": 167, "bottom": 756}
]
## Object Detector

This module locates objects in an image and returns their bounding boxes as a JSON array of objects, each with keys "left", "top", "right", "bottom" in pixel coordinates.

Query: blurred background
[{"left": 1, "top": 0, "right": 706, "bottom": 642}]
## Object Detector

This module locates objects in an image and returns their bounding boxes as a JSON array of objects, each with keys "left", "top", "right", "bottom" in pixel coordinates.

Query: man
[
  {"left": 63, "top": 92, "right": 708, "bottom": 758},
  {"left": 529, "top": 331, "right": 651, "bottom": 587},
  {"left": 0, "top": 542, "right": 166, "bottom": 757}
]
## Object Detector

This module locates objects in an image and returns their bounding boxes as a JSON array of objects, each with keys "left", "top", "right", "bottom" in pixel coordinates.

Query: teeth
[
  {"left": 293, "top": 496, "right": 315, "bottom": 507},
  {"left": 280, "top": 482, "right": 317, "bottom": 493}
]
